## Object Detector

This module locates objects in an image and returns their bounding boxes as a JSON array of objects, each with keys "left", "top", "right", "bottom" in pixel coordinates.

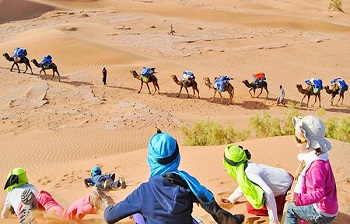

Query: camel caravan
[
  {"left": 3, "top": 47, "right": 348, "bottom": 107},
  {"left": 3, "top": 47, "right": 60, "bottom": 81}
]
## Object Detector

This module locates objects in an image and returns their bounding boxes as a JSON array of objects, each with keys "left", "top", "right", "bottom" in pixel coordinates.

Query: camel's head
[
  {"left": 296, "top": 84, "right": 302, "bottom": 89},
  {"left": 171, "top": 74, "right": 176, "bottom": 79},
  {"left": 3, "top": 53, "right": 9, "bottom": 57},
  {"left": 203, "top": 77, "right": 209, "bottom": 82}
]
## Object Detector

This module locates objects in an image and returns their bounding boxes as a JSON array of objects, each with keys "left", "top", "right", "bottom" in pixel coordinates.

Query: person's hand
[
  {"left": 9, "top": 206, "right": 15, "bottom": 214},
  {"left": 221, "top": 198, "right": 231, "bottom": 204},
  {"left": 286, "top": 190, "right": 296, "bottom": 202}
]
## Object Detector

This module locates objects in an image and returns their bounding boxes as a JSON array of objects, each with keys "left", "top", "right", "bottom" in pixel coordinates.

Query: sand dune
[{"left": 1, "top": 0, "right": 350, "bottom": 223}]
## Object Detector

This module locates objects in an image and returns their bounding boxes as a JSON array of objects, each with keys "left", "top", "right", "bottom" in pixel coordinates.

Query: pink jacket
[{"left": 295, "top": 160, "right": 338, "bottom": 215}]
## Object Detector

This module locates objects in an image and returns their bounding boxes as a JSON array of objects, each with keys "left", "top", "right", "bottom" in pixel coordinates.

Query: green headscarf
[
  {"left": 4, "top": 168, "right": 29, "bottom": 192},
  {"left": 223, "top": 145, "right": 265, "bottom": 209}
]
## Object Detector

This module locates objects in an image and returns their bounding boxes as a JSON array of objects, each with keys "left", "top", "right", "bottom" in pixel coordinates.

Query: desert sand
[{"left": 0, "top": 0, "right": 349, "bottom": 223}]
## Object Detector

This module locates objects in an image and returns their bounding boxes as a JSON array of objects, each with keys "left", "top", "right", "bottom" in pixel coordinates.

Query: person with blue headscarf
[
  {"left": 104, "top": 130, "right": 245, "bottom": 224},
  {"left": 84, "top": 166, "right": 126, "bottom": 191}
]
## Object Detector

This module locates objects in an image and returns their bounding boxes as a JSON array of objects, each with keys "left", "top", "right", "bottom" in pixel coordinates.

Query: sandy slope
[{"left": 0, "top": 0, "right": 350, "bottom": 223}]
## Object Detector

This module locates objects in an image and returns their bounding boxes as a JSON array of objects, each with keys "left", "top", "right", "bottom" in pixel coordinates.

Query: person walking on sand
[
  {"left": 102, "top": 66, "right": 107, "bottom": 86},
  {"left": 284, "top": 116, "right": 338, "bottom": 224},
  {"left": 2, "top": 167, "right": 114, "bottom": 224},
  {"left": 276, "top": 85, "right": 285, "bottom": 106},
  {"left": 168, "top": 23, "right": 175, "bottom": 35}
]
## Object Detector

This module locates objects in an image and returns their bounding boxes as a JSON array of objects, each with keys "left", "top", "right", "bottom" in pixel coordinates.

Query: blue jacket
[
  {"left": 104, "top": 175, "right": 197, "bottom": 224},
  {"left": 84, "top": 174, "right": 115, "bottom": 187}
]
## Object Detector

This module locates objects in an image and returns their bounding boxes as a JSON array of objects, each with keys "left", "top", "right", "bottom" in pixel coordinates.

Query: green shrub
[
  {"left": 326, "top": 116, "right": 350, "bottom": 142},
  {"left": 181, "top": 108, "right": 350, "bottom": 146},
  {"left": 329, "top": 0, "right": 344, "bottom": 12},
  {"left": 281, "top": 102, "right": 302, "bottom": 135},
  {"left": 180, "top": 119, "right": 249, "bottom": 146},
  {"left": 249, "top": 111, "right": 282, "bottom": 138}
]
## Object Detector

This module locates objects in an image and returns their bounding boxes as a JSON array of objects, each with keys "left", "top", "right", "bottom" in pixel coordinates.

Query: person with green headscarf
[
  {"left": 222, "top": 145, "right": 292, "bottom": 224},
  {"left": 2, "top": 167, "right": 114, "bottom": 224}
]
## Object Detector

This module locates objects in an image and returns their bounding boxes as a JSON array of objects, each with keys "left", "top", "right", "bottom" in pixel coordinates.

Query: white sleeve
[
  {"left": 247, "top": 173, "right": 278, "bottom": 224},
  {"left": 1, "top": 195, "right": 12, "bottom": 218},
  {"left": 227, "top": 186, "right": 244, "bottom": 204}
]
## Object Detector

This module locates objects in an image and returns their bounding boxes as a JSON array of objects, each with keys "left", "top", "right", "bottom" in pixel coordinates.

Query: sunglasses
[{"left": 295, "top": 135, "right": 307, "bottom": 144}]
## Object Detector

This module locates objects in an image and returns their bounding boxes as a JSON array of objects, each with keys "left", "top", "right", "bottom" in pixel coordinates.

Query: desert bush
[
  {"left": 326, "top": 116, "right": 350, "bottom": 142},
  {"left": 281, "top": 102, "right": 302, "bottom": 135},
  {"left": 249, "top": 111, "right": 282, "bottom": 138},
  {"left": 181, "top": 119, "right": 249, "bottom": 146},
  {"left": 329, "top": 0, "right": 344, "bottom": 12},
  {"left": 181, "top": 108, "right": 350, "bottom": 146}
]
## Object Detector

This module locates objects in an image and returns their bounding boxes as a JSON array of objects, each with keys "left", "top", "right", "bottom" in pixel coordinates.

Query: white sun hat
[{"left": 292, "top": 115, "right": 332, "bottom": 153}]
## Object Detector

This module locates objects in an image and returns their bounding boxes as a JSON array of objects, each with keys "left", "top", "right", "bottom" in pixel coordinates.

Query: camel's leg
[
  {"left": 265, "top": 87, "right": 269, "bottom": 98},
  {"left": 335, "top": 94, "right": 343, "bottom": 106},
  {"left": 218, "top": 92, "right": 223, "bottom": 104},
  {"left": 12, "top": 63, "right": 20, "bottom": 73},
  {"left": 184, "top": 87, "right": 190, "bottom": 98},
  {"left": 306, "top": 95, "right": 311, "bottom": 107},
  {"left": 256, "top": 88, "right": 263, "bottom": 98},
  {"left": 340, "top": 94, "right": 344, "bottom": 105},
  {"left": 41, "top": 69, "right": 47, "bottom": 80},
  {"left": 300, "top": 94, "right": 306, "bottom": 106},
  {"left": 330, "top": 96, "right": 334, "bottom": 106},
  {"left": 155, "top": 82, "right": 160, "bottom": 94},
  {"left": 249, "top": 89, "right": 254, "bottom": 98},
  {"left": 196, "top": 89, "right": 200, "bottom": 99},
  {"left": 10, "top": 63, "right": 15, "bottom": 72},
  {"left": 138, "top": 81, "right": 143, "bottom": 93},
  {"left": 146, "top": 83, "right": 152, "bottom": 94},
  {"left": 177, "top": 86, "right": 183, "bottom": 97},
  {"left": 23, "top": 64, "right": 28, "bottom": 73},
  {"left": 152, "top": 82, "right": 159, "bottom": 95},
  {"left": 318, "top": 95, "right": 321, "bottom": 107},
  {"left": 228, "top": 93, "right": 233, "bottom": 105},
  {"left": 51, "top": 69, "right": 55, "bottom": 80},
  {"left": 211, "top": 90, "right": 217, "bottom": 102},
  {"left": 192, "top": 87, "right": 199, "bottom": 98},
  {"left": 190, "top": 87, "right": 195, "bottom": 98},
  {"left": 312, "top": 95, "right": 319, "bottom": 107},
  {"left": 28, "top": 64, "right": 33, "bottom": 74},
  {"left": 56, "top": 70, "right": 61, "bottom": 82}
]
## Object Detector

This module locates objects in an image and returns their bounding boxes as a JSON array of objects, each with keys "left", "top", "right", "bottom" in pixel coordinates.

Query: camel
[
  {"left": 203, "top": 77, "right": 234, "bottom": 105},
  {"left": 171, "top": 75, "right": 200, "bottom": 98},
  {"left": 3, "top": 53, "right": 33, "bottom": 74},
  {"left": 324, "top": 85, "right": 346, "bottom": 106},
  {"left": 31, "top": 59, "right": 61, "bottom": 82},
  {"left": 296, "top": 84, "right": 321, "bottom": 107},
  {"left": 242, "top": 80, "right": 269, "bottom": 98},
  {"left": 130, "top": 70, "right": 160, "bottom": 94}
]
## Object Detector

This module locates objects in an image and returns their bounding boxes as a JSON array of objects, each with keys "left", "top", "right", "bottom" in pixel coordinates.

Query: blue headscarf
[{"left": 148, "top": 132, "right": 214, "bottom": 202}]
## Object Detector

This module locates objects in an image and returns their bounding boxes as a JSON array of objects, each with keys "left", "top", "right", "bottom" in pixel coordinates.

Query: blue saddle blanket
[
  {"left": 331, "top": 78, "right": 348, "bottom": 90},
  {"left": 41, "top": 55, "right": 52, "bottom": 64},
  {"left": 13, "top": 47, "right": 27, "bottom": 58},
  {"left": 140, "top": 67, "right": 155, "bottom": 77},
  {"left": 214, "top": 76, "right": 231, "bottom": 92},
  {"left": 305, "top": 78, "right": 323, "bottom": 88},
  {"left": 182, "top": 71, "right": 195, "bottom": 81}
]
